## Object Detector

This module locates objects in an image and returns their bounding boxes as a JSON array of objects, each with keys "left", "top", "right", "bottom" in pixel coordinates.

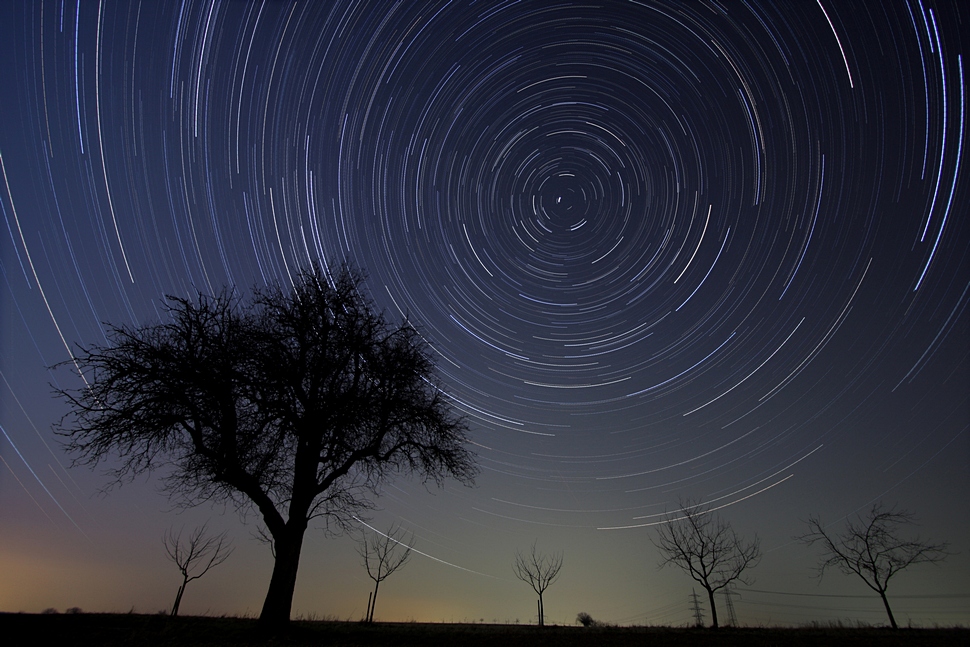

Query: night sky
[{"left": 1, "top": 0, "right": 967, "bottom": 627}]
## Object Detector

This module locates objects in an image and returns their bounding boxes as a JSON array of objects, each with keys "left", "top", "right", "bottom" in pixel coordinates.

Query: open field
[{"left": 1, "top": 613, "right": 966, "bottom": 646}]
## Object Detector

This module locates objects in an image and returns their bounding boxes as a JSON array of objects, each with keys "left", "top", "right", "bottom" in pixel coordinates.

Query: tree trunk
[
  {"left": 538, "top": 594, "right": 544, "bottom": 627},
  {"left": 879, "top": 590, "right": 898, "bottom": 629},
  {"left": 258, "top": 526, "right": 307, "bottom": 625},
  {"left": 171, "top": 581, "right": 186, "bottom": 616},
  {"left": 706, "top": 588, "right": 719, "bottom": 629},
  {"left": 369, "top": 580, "right": 381, "bottom": 622},
  {"left": 365, "top": 591, "right": 373, "bottom": 623}
]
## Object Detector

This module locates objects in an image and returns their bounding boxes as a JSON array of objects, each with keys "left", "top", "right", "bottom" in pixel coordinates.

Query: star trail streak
[{"left": 0, "top": 0, "right": 967, "bottom": 626}]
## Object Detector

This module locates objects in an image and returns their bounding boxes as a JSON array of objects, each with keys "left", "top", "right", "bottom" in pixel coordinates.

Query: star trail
[{"left": 0, "top": 0, "right": 967, "bottom": 626}]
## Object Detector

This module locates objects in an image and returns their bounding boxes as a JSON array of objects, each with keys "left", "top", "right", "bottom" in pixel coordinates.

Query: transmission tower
[
  {"left": 722, "top": 588, "right": 739, "bottom": 627},
  {"left": 689, "top": 589, "right": 705, "bottom": 627}
]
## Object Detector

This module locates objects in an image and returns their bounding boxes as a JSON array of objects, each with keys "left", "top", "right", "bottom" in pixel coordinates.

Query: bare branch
[
  {"left": 513, "top": 542, "right": 563, "bottom": 626},
  {"left": 252, "top": 523, "right": 276, "bottom": 559},
  {"left": 163, "top": 523, "right": 234, "bottom": 581},
  {"left": 651, "top": 498, "right": 760, "bottom": 629},
  {"left": 162, "top": 522, "right": 233, "bottom": 616},
  {"left": 797, "top": 502, "right": 949, "bottom": 629},
  {"left": 358, "top": 524, "right": 414, "bottom": 584},
  {"left": 513, "top": 542, "right": 563, "bottom": 596},
  {"left": 357, "top": 524, "right": 415, "bottom": 622}
]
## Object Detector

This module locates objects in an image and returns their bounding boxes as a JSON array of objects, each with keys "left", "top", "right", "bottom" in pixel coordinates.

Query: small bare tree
[
  {"left": 652, "top": 499, "right": 760, "bottom": 629},
  {"left": 513, "top": 542, "right": 563, "bottom": 626},
  {"left": 798, "top": 503, "right": 949, "bottom": 629},
  {"left": 163, "top": 523, "right": 234, "bottom": 616},
  {"left": 357, "top": 524, "right": 414, "bottom": 622}
]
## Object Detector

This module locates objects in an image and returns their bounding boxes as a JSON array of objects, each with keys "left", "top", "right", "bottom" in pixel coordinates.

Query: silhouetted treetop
[{"left": 56, "top": 263, "right": 477, "bottom": 624}]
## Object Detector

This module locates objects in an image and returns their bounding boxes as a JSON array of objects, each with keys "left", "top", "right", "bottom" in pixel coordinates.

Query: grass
[{"left": 1, "top": 612, "right": 966, "bottom": 646}]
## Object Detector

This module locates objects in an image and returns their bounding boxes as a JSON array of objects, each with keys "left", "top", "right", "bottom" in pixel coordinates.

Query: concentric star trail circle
[{"left": 0, "top": 1, "right": 966, "bottom": 622}]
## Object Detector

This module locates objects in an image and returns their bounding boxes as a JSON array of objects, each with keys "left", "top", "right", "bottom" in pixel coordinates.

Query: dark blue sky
[{"left": 1, "top": 0, "right": 967, "bottom": 626}]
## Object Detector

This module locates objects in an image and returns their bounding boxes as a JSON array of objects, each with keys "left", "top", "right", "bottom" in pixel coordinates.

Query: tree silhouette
[
  {"left": 56, "top": 263, "right": 477, "bottom": 625},
  {"left": 513, "top": 542, "right": 563, "bottom": 627},
  {"left": 575, "top": 611, "right": 597, "bottom": 627},
  {"left": 798, "top": 503, "right": 949, "bottom": 629},
  {"left": 163, "top": 523, "right": 233, "bottom": 616},
  {"left": 357, "top": 524, "right": 414, "bottom": 622},
  {"left": 652, "top": 499, "right": 760, "bottom": 629}
]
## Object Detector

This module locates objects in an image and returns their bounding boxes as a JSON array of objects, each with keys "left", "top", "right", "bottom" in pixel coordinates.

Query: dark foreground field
[{"left": 2, "top": 613, "right": 966, "bottom": 646}]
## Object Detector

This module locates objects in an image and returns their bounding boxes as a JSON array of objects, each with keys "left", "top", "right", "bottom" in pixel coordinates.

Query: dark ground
[{"left": 2, "top": 613, "right": 966, "bottom": 646}]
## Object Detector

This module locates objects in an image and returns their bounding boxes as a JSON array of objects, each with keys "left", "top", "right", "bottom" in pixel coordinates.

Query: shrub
[{"left": 576, "top": 612, "right": 596, "bottom": 627}]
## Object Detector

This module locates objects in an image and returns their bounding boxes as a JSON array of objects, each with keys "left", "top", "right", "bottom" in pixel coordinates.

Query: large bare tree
[
  {"left": 798, "top": 503, "right": 949, "bottom": 629},
  {"left": 56, "top": 264, "right": 477, "bottom": 625},
  {"left": 163, "top": 523, "right": 233, "bottom": 616},
  {"left": 652, "top": 500, "right": 760, "bottom": 629},
  {"left": 513, "top": 542, "right": 563, "bottom": 627},
  {"left": 357, "top": 524, "right": 414, "bottom": 622}
]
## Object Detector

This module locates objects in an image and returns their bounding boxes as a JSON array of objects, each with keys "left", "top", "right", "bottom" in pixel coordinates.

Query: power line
[{"left": 737, "top": 588, "right": 970, "bottom": 600}]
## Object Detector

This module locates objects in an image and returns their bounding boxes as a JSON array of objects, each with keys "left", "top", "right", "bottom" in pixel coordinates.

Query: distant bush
[
  {"left": 41, "top": 608, "right": 59, "bottom": 615},
  {"left": 576, "top": 612, "right": 596, "bottom": 627},
  {"left": 65, "top": 607, "right": 83, "bottom": 615}
]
